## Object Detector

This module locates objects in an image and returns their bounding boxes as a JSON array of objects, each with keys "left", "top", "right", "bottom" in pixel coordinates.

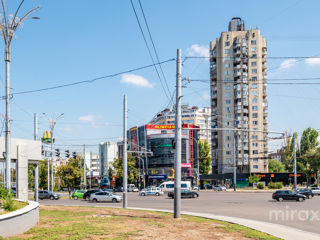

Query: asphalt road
[{"left": 38, "top": 191, "right": 320, "bottom": 235}]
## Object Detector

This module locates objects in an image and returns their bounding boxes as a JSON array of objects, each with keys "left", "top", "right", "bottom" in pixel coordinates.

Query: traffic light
[
  {"left": 72, "top": 152, "right": 77, "bottom": 159},
  {"left": 65, "top": 150, "right": 70, "bottom": 158},
  {"left": 55, "top": 149, "right": 60, "bottom": 157}
]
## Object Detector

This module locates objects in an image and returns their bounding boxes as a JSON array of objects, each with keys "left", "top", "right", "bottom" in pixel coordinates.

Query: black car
[
  {"left": 113, "top": 187, "right": 123, "bottom": 192},
  {"left": 38, "top": 190, "right": 60, "bottom": 200},
  {"left": 297, "top": 188, "right": 314, "bottom": 199},
  {"left": 83, "top": 189, "right": 100, "bottom": 200},
  {"left": 272, "top": 190, "right": 306, "bottom": 202},
  {"left": 168, "top": 189, "right": 199, "bottom": 198}
]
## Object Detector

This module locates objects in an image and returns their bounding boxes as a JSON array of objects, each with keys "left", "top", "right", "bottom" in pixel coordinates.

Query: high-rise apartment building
[{"left": 210, "top": 18, "right": 268, "bottom": 174}]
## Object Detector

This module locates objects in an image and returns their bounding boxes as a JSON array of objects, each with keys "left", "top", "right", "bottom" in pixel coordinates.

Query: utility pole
[
  {"left": 83, "top": 144, "right": 86, "bottom": 189},
  {"left": 293, "top": 134, "right": 297, "bottom": 190},
  {"left": 0, "top": 0, "right": 40, "bottom": 190},
  {"left": 34, "top": 113, "right": 38, "bottom": 141},
  {"left": 174, "top": 49, "right": 182, "bottom": 218},
  {"left": 233, "top": 130, "right": 237, "bottom": 191},
  {"left": 43, "top": 113, "right": 64, "bottom": 192},
  {"left": 123, "top": 95, "right": 128, "bottom": 208}
]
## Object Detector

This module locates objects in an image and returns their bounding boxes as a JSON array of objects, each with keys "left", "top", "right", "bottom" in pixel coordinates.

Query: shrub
[
  {"left": 2, "top": 196, "right": 16, "bottom": 212},
  {"left": 268, "top": 182, "right": 283, "bottom": 189},
  {"left": 0, "top": 188, "right": 10, "bottom": 199},
  {"left": 311, "top": 184, "right": 319, "bottom": 187},
  {"left": 257, "top": 183, "right": 264, "bottom": 189}
]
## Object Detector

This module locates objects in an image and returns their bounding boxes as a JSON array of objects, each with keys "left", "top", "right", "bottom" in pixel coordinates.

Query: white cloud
[
  {"left": 120, "top": 73, "right": 154, "bottom": 88},
  {"left": 79, "top": 115, "right": 96, "bottom": 123},
  {"left": 202, "top": 92, "right": 210, "bottom": 100},
  {"left": 279, "top": 59, "right": 297, "bottom": 70},
  {"left": 186, "top": 44, "right": 209, "bottom": 58},
  {"left": 305, "top": 58, "right": 320, "bottom": 66}
]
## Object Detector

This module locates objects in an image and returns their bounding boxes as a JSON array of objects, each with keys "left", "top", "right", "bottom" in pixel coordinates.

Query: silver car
[
  {"left": 212, "top": 185, "right": 227, "bottom": 191},
  {"left": 90, "top": 191, "right": 122, "bottom": 203},
  {"left": 311, "top": 187, "right": 320, "bottom": 195}
]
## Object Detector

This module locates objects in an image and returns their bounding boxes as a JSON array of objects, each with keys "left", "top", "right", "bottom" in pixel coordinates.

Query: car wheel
[
  {"left": 308, "top": 195, "right": 312, "bottom": 199},
  {"left": 278, "top": 197, "right": 283, "bottom": 202},
  {"left": 192, "top": 194, "right": 196, "bottom": 198},
  {"left": 141, "top": 193, "right": 145, "bottom": 196},
  {"left": 298, "top": 197, "right": 304, "bottom": 202},
  {"left": 85, "top": 196, "right": 90, "bottom": 201},
  {"left": 50, "top": 196, "right": 54, "bottom": 200},
  {"left": 93, "top": 198, "right": 98, "bottom": 203},
  {"left": 74, "top": 196, "right": 78, "bottom": 200},
  {"left": 40, "top": 198, "right": 43, "bottom": 200},
  {"left": 112, "top": 198, "right": 117, "bottom": 203},
  {"left": 155, "top": 192, "right": 160, "bottom": 196}
]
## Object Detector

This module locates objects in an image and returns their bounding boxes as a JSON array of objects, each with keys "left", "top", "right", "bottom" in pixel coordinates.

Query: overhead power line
[
  {"left": 130, "top": 0, "right": 171, "bottom": 103},
  {"left": 2, "top": 58, "right": 174, "bottom": 98},
  {"left": 184, "top": 56, "right": 320, "bottom": 60},
  {"left": 138, "top": 0, "right": 172, "bottom": 100}
]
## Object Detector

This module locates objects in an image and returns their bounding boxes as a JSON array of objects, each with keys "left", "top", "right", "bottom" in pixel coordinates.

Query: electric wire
[{"left": 130, "top": 0, "right": 171, "bottom": 102}]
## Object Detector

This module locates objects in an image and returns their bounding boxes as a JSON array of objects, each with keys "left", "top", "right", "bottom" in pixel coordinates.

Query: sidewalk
[{"left": 130, "top": 207, "right": 320, "bottom": 240}]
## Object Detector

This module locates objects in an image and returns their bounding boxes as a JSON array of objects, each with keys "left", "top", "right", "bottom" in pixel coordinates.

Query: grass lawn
[{"left": 4, "top": 205, "right": 282, "bottom": 240}]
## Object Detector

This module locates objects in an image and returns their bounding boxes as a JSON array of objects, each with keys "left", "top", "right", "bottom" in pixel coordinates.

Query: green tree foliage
[
  {"left": 199, "top": 140, "right": 211, "bottom": 175},
  {"left": 112, "top": 153, "right": 138, "bottom": 186},
  {"left": 300, "top": 127, "right": 319, "bottom": 155},
  {"left": 38, "top": 160, "right": 49, "bottom": 189},
  {"left": 56, "top": 157, "right": 83, "bottom": 198},
  {"left": 268, "top": 159, "right": 285, "bottom": 173},
  {"left": 281, "top": 132, "right": 297, "bottom": 171},
  {"left": 248, "top": 174, "right": 261, "bottom": 184}
]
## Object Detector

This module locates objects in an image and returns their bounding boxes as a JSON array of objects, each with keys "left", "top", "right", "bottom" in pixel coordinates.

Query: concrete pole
[
  {"left": 123, "top": 95, "right": 128, "bottom": 208},
  {"left": 293, "top": 134, "right": 297, "bottom": 190},
  {"left": 34, "top": 113, "right": 38, "bottom": 141},
  {"left": 5, "top": 46, "right": 11, "bottom": 190},
  {"left": 50, "top": 129, "right": 54, "bottom": 192},
  {"left": 233, "top": 130, "right": 237, "bottom": 191},
  {"left": 83, "top": 144, "right": 86, "bottom": 189},
  {"left": 174, "top": 49, "right": 182, "bottom": 218},
  {"left": 34, "top": 163, "right": 39, "bottom": 202}
]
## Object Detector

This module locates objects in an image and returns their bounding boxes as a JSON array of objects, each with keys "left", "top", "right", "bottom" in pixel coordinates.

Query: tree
[
  {"left": 248, "top": 174, "right": 261, "bottom": 185},
  {"left": 56, "top": 156, "right": 83, "bottom": 198},
  {"left": 199, "top": 140, "right": 211, "bottom": 175},
  {"left": 268, "top": 159, "right": 285, "bottom": 173},
  {"left": 38, "top": 160, "right": 49, "bottom": 189},
  {"left": 300, "top": 127, "right": 319, "bottom": 155},
  {"left": 281, "top": 132, "right": 298, "bottom": 171},
  {"left": 113, "top": 153, "right": 138, "bottom": 186}
]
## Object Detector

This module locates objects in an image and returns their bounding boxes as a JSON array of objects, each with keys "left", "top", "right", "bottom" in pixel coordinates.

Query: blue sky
[{"left": 2, "top": 0, "right": 320, "bottom": 153}]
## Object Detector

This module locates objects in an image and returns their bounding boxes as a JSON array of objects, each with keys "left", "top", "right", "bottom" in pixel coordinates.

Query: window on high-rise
[
  {"left": 252, "top": 106, "right": 258, "bottom": 111},
  {"left": 225, "top": 41, "right": 230, "bottom": 46},
  {"left": 225, "top": 78, "right": 231, "bottom": 82},
  {"left": 225, "top": 56, "right": 231, "bottom": 60},
  {"left": 251, "top": 84, "right": 258, "bottom": 89},
  {"left": 224, "top": 49, "right": 230, "bottom": 54},
  {"left": 251, "top": 91, "right": 258, "bottom": 96},
  {"left": 225, "top": 107, "right": 232, "bottom": 113},
  {"left": 251, "top": 54, "right": 257, "bottom": 59},
  {"left": 226, "top": 151, "right": 232, "bottom": 155},
  {"left": 226, "top": 136, "right": 231, "bottom": 141},
  {"left": 252, "top": 33, "right": 255, "bottom": 38},
  {"left": 252, "top": 143, "right": 258, "bottom": 147},
  {"left": 252, "top": 69, "right": 257, "bottom": 74},
  {"left": 251, "top": 47, "right": 257, "bottom": 52},
  {"left": 225, "top": 85, "right": 231, "bottom": 90},
  {"left": 225, "top": 70, "right": 230, "bottom": 75},
  {"left": 253, "top": 150, "right": 258, "bottom": 154},
  {"left": 252, "top": 135, "right": 258, "bottom": 140},
  {"left": 251, "top": 76, "right": 258, "bottom": 81},
  {"left": 251, "top": 40, "right": 256, "bottom": 45},
  {"left": 251, "top": 62, "right": 257, "bottom": 67},
  {"left": 252, "top": 121, "right": 258, "bottom": 125},
  {"left": 252, "top": 113, "right": 258, "bottom": 118},
  {"left": 225, "top": 92, "right": 231, "bottom": 97},
  {"left": 225, "top": 63, "right": 230, "bottom": 68},
  {"left": 225, "top": 100, "right": 231, "bottom": 104}
]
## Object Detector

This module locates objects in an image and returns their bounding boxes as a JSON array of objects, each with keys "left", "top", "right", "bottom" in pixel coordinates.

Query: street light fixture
[{"left": 0, "top": 0, "right": 39, "bottom": 189}]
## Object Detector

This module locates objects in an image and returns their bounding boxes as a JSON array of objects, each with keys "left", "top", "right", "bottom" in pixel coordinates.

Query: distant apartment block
[
  {"left": 210, "top": 18, "right": 268, "bottom": 174},
  {"left": 99, "top": 142, "right": 118, "bottom": 177}
]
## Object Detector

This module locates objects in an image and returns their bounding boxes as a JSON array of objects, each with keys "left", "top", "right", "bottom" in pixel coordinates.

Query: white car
[
  {"left": 212, "top": 185, "right": 227, "bottom": 191},
  {"left": 139, "top": 186, "right": 163, "bottom": 196},
  {"left": 311, "top": 187, "right": 320, "bottom": 195},
  {"left": 90, "top": 191, "right": 122, "bottom": 202}
]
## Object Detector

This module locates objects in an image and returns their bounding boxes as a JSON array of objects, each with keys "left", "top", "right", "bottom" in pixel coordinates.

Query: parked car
[
  {"left": 311, "top": 187, "right": 320, "bottom": 195},
  {"left": 72, "top": 190, "right": 85, "bottom": 200},
  {"left": 103, "top": 189, "right": 115, "bottom": 193},
  {"left": 297, "top": 188, "right": 314, "bottom": 199},
  {"left": 38, "top": 190, "right": 60, "bottom": 200},
  {"left": 202, "top": 183, "right": 212, "bottom": 189},
  {"left": 113, "top": 187, "right": 123, "bottom": 192},
  {"left": 212, "top": 185, "right": 227, "bottom": 191},
  {"left": 128, "top": 185, "right": 139, "bottom": 192},
  {"left": 272, "top": 190, "right": 306, "bottom": 202},
  {"left": 139, "top": 186, "right": 163, "bottom": 196},
  {"left": 168, "top": 189, "right": 199, "bottom": 198},
  {"left": 83, "top": 189, "right": 101, "bottom": 200},
  {"left": 90, "top": 191, "right": 122, "bottom": 203}
]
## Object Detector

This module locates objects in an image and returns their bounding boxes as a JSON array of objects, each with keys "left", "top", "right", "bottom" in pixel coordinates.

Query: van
[{"left": 159, "top": 181, "right": 191, "bottom": 192}]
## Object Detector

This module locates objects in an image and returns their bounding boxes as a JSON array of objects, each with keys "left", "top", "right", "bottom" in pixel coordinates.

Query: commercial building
[
  {"left": 150, "top": 105, "right": 211, "bottom": 147},
  {"left": 127, "top": 124, "right": 199, "bottom": 185},
  {"left": 210, "top": 18, "right": 268, "bottom": 174},
  {"left": 99, "top": 141, "right": 118, "bottom": 177}
]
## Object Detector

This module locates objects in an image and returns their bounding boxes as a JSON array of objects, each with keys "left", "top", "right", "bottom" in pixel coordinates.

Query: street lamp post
[
  {"left": 0, "top": 0, "right": 39, "bottom": 189},
  {"left": 43, "top": 113, "right": 64, "bottom": 192}
]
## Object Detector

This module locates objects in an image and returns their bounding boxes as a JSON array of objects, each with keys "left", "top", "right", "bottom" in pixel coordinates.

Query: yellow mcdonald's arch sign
[{"left": 43, "top": 130, "right": 51, "bottom": 139}]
